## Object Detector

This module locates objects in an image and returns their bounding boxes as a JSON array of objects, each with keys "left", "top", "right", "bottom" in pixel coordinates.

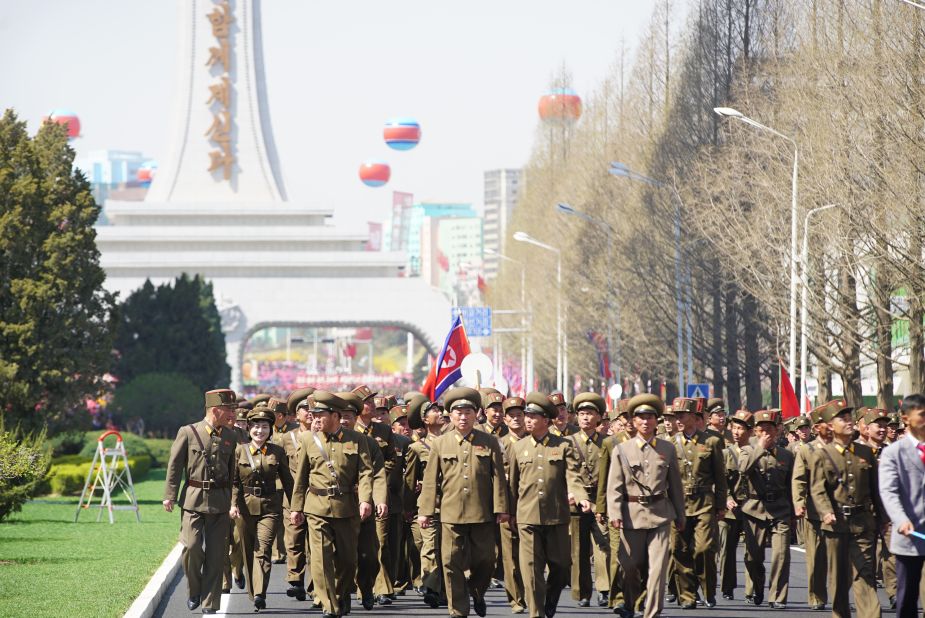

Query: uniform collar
[
  {"left": 205, "top": 422, "right": 222, "bottom": 436},
  {"left": 531, "top": 433, "right": 550, "bottom": 446},
  {"left": 636, "top": 436, "right": 657, "bottom": 449},
  {"left": 250, "top": 443, "right": 267, "bottom": 455},
  {"left": 326, "top": 428, "right": 343, "bottom": 442},
  {"left": 456, "top": 430, "right": 474, "bottom": 444},
  {"left": 834, "top": 441, "right": 854, "bottom": 455},
  {"left": 580, "top": 429, "right": 598, "bottom": 443}
]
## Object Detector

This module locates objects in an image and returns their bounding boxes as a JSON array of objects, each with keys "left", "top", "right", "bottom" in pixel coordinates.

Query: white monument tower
[{"left": 96, "top": 0, "right": 450, "bottom": 390}]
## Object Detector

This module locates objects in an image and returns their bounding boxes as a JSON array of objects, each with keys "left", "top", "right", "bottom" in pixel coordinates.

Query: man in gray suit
[{"left": 879, "top": 393, "right": 925, "bottom": 618}]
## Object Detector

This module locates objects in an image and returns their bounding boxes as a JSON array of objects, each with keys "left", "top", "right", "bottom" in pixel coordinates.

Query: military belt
[
  {"left": 188, "top": 479, "right": 228, "bottom": 490},
  {"left": 243, "top": 486, "right": 276, "bottom": 497},
  {"left": 749, "top": 492, "right": 781, "bottom": 501},
  {"left": 627, "top": 493, "right": 665, "bottom": 504},
  {"left": 837, "top": 504, "right": 860, "bottom": 517},
  {"left": 308, "top": 486, "right": 344, "bottom": 497}
]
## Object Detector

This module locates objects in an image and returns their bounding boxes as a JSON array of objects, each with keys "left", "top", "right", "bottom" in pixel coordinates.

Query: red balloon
[
  {"left": 44, "top": 109, "right": 81, "bottom": 139},
  {"left": 538, "top": 89, "right": 582, "bottom": 123}
]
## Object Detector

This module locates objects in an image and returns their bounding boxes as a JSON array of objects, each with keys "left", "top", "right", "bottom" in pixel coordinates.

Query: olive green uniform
[
  {"left": 734, "top": 443, "right": 794, "bottom": 605},
  {"left": 271, "top": 420, "right": 299, "bottom": 561},
  {"left": 231, "top": 440, "right": 294, "bottom": 599},
  {"left": 671, "top": 431, "right": 727, "bottom": 605},
  {"left": 164, "top": 421, "right": 238, "bottom": 612},
  {"left": 272, "top": 427, "right": 315, "bottom": 595},
  {"left": 792, "top": 437, "right": 828, "bottom": 608},
  {"left": 291, "top": 427, "right": 375, "bottom": 617},
  {"left": 405, "top": 432, "right": 445, "bottom": 601},
  {"left": 809, "top": 441, "right": 882, "bottom": 618},
  {"left": 568, "top": 429, "right": 610, "bottom": 603},
  {"left": 355, "top": 429, "right": 388, "bottom": 601},
  {"left": 718, "top": 442, "right": 745, "bottom": 598},
  {"left": 389, "top": 432, "right": 413, "bottom": 592},
  {"left": 418, "top": 428, "right": 510, "bottom": 617},
  {"left": 595, "top": 432, "right": 630, "bottom": 610},
  {"left": 356, "top": 419, "right": 397, "bottom": 599},
  {"left": 510, "top": 432, "right": 588, "bottom": 618}
]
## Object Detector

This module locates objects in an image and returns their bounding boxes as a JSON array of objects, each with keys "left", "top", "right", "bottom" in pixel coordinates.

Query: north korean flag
[{"left": 422, "top": 315, "right": 471, "bottom": 401}]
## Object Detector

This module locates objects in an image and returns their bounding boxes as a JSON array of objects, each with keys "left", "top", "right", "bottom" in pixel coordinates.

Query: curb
[{"left": 123, "top": 542, "right": 183, "bottom": 618}]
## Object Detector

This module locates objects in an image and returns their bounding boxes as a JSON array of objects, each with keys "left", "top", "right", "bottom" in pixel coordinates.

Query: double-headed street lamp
[
  {"left": 608, "top": 162, "right": 691, "bottom": 393},
  {"left": 555, "top": 203, "right": 621, "bottom": 386},
  {"left": 485, "top": 247, "right": 533, "bottom": 392},
  {"left": 513, "top": 231, "right": 564, "bottom": 392}
]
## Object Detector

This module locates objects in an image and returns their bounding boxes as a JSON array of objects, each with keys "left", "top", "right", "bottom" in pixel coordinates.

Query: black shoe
[
  {"left": 424, "top": 589, "right": 440, "bottom": 609},
  {"left": 770, "top": 602, "right": 787, "bottom": 609},
  {"left": 322, "top": 614, "right": 337, "bottom": 618},
  {"left": 722, "top": 593, "right": 733, "bottom": 600},
  {"left": 272, "top": 557, "right": 286, "bottom": 564},
  {"left": 665, "top": 593, "right": 677, "bottom": 603},
  {"left": 222, "top": 588, "right": 231, "bottom": 594},
  {"left": 544, "top": 598, "right": 557, "bottom": 618},
  {"left": 202, "top": 610, "right": 217, "bottom": 615},
  {"left": 376, "top": 595, "right": 392, "bottom": 606},
  {"left": 187, "top": 596, "right": 201, "bottom": 611},
  {"left": 578, "top": 599, "right": 591, "bottom": 608},
  {"left": 341, "top": 595, "right": 352, "bottom": 615},
  {"left": 254, "top": 595, "right": 266, "bottom": 612},
  {"left": 809, "top": 603, "right": 826, "bottom": 611},
  {"left": 890, "top": 596, "right": 897, "bottom": 609},
  {"left": 681, "top": 602, "right": 697, "bottom": 609},
  {"left": 746, "top": 595, "right": 763, "bottom": 606},
  {"left": 287, "top": 584, "right": 307, "bottom": 601},
  {"left": 597, "top": 592, "right": 609, "bottom": 607},
  {"left": 361, "top": 594, "right": 375, "bottom": 611},
  {"left": 235, "top": 576, "right": 246, "bottom": 590},
  {"left": 705, "top": 598, "right": 716, "bottom": 608},
  {"left": 491, "top": 578, "right": 504, "bottom": 589},
  {"left": 474, "top": 594, "right": 487, "bottom": 617}
]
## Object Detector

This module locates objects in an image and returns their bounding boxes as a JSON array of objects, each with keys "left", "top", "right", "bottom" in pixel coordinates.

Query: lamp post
[
  {"left": 714, "top": 106, "right": 800, "bottom": 396},
  {"left": 799, "top": 203, "right": 839, "bottom": 413},
  {"left": 898, "top": 0, "right": 925, "bottom": 9},
  {"left": 513, "top": 231, "right": 563, "bottom": 391},
  {"left": 608, "top": 162, "right": 690, "bottom": 393},
  {"left": 485, "top": 247, "right": 532, "bottom": 392},
  {"left": 555, "top": 203, "right": 621, "bottom": 386}
]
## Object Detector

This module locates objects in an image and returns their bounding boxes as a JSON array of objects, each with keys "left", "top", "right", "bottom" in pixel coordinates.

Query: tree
[
  {"left": 0, "top": 110, "right": 117, "bottom": 430},
  {"left": 113, "top": 274, "right": 230, "bottom": 392},
  {"left": 110, "top": 372, "right": 203, "bottom": 436}
]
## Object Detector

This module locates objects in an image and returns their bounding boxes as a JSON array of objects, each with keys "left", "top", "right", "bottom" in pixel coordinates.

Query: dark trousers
[{"left": 895, "top": 553, "right": 925, "bottom": 618}]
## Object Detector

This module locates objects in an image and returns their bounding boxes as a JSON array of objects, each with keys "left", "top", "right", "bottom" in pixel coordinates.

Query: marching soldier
[
  {"left": 500, "top": 397, "right": 529, "bottom": 613},
  {"left": 550, "top": 392, "right": 579, "bottom": 437},
  {"left": 164, "top": 388, "right": 240, "bottom": 614},
  {"left": 418, "top": 386, "right": 510, "bottom": 618},
  {"left": 568, "top": 392, "right": 611, "bottom": 608},
  {"left": 606, "top": 394, "right": 686, "bottom": 618},
  {"left": 289, "top": 391, "right": 376, "bottom": 618},
  {"left": 268, "top": 397, "right": 295, "bottom": 563},
  {"left": 596, "top": 401, "right": 632, "bottom": 613},
  {"left": 510, "top": 392, "right": 592, "bottom": 618},
  {"left": 479, "top": 388, "right": 510, "bottom": 438},
  {"left": 223, "top": 402, "right": 251, "bottom": 594},
  {"left": 704, "top": 398, "right": 731, "bottom": 443},
  {"left": 229, "top": 406, "right": 294, "bottom": 611},
  {"left": 809, "top": 400, "right": 883, "bottom": 618},
  {"left": 861, "top": 408, "right": 896, "bottom": 607},
  {"left": 387, "top": 404, "right": 414, "bottom": 595},
  {"left": 405, "top": 394, "right": 448, "bottom": 608},
  {"left": 718, "top": 410, "right": 752, "bottom": 600},
  {"left": 731, "top": 409, "right": 793, "bottom": 608},
  {"left": 670, "top": 397, "right": 726, "bottom": 609}
]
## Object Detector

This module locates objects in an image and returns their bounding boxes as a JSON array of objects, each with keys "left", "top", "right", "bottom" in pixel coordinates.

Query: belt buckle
[
  {"left": 253, "top": 487, "right": 262, "bottom": 497},
  {"left": 841, "top": 505, "right": 854, "bottom": 516},
  {"left": 201, "top": 480, "right": 212, "bottom": 490},
  {"left": 326, "top": 486, "right": 340, "bottom": 497},
  {"left": 638, "top": 496, "right": 651, "bottom": 505}
]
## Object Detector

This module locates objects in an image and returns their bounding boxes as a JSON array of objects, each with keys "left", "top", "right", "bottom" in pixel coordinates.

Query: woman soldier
[{"left": 230, "top": 405, "right": 294, "bottom": 611}]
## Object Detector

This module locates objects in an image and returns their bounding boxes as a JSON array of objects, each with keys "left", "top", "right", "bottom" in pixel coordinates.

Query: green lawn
[{"left": 0, "top": 469, "right": 179, "bottom": 617}]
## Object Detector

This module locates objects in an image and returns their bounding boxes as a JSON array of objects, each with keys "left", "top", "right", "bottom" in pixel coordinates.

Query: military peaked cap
[
  {"left": 628, "top": 394, "right": 664, "bottom": 417},
  {"left": 524, "top": 392, "right": 557, "bottom": 419},
  {"left": 205, "top": 389, "right": 236, "bottom": 408},
  {"left": 287, "top": 387, "right": 315, "bottom": 415},
  {"left": 573, "top": 392, "right": 606, "bottom": 414}
]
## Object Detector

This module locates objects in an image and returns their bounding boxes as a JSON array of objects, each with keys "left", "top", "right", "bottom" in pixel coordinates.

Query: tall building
[
  {"left": 421, "top": 215, "right": 483, "bottom": 299},
  {"left": 403, "top": 202, "right": 477, "bottom": 276},
  {"left": 483, "top": 168, "right": 522, "bottom": 280}
]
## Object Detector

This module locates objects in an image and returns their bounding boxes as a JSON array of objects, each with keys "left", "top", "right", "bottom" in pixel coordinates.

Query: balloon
[
  {"left": 359, "top": 160, "right": 390, "bottom": 188},
  {"left": 538, "top": 88, "right": 582, "bottom": 123},
  {"left": 44, "top": 109, "right": 81, "bottom": 139},
  {"left": 384, "top": 117, "right": 421, "bottom": 151},
  {"left": 137, "top": 160, "right": 158, "bottom": 187}
]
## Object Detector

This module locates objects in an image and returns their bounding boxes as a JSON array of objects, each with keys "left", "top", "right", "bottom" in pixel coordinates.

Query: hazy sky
[{"left": 1, "top": 1, "right": 662, "bottom": 229}]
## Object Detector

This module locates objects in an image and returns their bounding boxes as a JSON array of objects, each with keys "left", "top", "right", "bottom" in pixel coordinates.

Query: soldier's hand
[
  {"left": 162, "top": 499, "right": 174, "bottom": 513},
  {"left": 359, "top": 502, "right": 373, "bottom": 521},
  {"left": 898, "top": 521, "right": 915, "bottom": 536},
  {"left": 610, "top": 518, "right": 622, "bottom": 530},
  {"left": 726, "top": 498, "right": 737, "bottom": 511},
  {"left": 229, "top": 506, "right": 240, "bottom": 519},
  {"left": 567, "top": 493, "right": 576, "bottom": 506},
  {"left": 418, "top": 515, "right": 432, "bottom": 529},
  {"left": 822, "top": 512, "right": 837, "bottom": 525},
  {"left": 376, "top": 503, "right": 389, "bottom": 519},
  {"left": 596, "top": 512, "right": 607, "bottom": 525},
  {"left": 290, "top": 511, "right": 305, "bottom": 526},
  {"left": 579, "top": 500, "right": 592, "bottom": 513},
  {"left": 415, "top": 481, "right": 422, "bottom": 494},
  {"left": 496, "top": 513, "right": 511, "bottom": 525},
  {"left": 794, "top": 505, "right": 806, "bottom": 518}
]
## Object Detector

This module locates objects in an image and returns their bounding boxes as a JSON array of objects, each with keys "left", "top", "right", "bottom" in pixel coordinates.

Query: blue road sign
[
  {"left": 686, "top": 383, "right": 710, "bottom": 399},
  {"left": 451, "top": 306, "right": 492, "bottom": 337}
]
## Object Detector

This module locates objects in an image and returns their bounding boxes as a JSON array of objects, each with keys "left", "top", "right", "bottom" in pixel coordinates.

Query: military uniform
[
  {"left": 418, "top": 387, "right": 510, "bottom": 618},
  {"left": 595, "top": 403, "right": 632, "bottom": 611},
  {"left": 862, "top": 408, "right": 896, "bottom": 605},
  {"left": 791, "top": 410, "right": 829, "bottom": 610},
  {"left": 224, "top": 403, "right": 251, "bottom": 593},
  {"left": 499, "top": 428, "right": 528, "bottom": 613},
  {"left": 387, "top": 406, "right": 413, "bottom": 595},
  {"left": 809, "top": 401, "right": 883, "bottom": 618},
  {"left": 606, "top": 394, "right": 686, "bottom": 618},
  {"left": 733, "top": 410, "right": 794, "bottom": 607},
  {"left": 231, "top": 407, "right": 295, "bottom": 607},
  {"left": 164, "top": 389, "right": 239, "bottom": 613},
  {"left": 510, "top": 392, "right": 588, "bottom": 618},
  {"left": 717, "top": 410, "right": 751, "bottom": 600},
  {"left": 567, "top": 393, "right": 610, "bottom": 606},
  {"left": 290, "top": 391, "right": 375, "bottom": 618}
]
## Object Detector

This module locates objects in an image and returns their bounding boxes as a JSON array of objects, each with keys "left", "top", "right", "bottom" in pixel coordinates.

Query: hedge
[{"left": 47, "top": 455, "right": 153, "bottom": 496}]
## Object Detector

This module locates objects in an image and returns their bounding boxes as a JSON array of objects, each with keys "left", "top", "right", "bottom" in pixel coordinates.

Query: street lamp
[
  {"left": 513, "top": 231, "right": 564, "bottom": 391},
  {"left": 485, "top": 247, "right": 532, "bottom": 392},
  {"left": 798, "top": 204, "right": 840, "bottom": 413},
  {"left": 897, "top": 0, "right": 925, "bottom": 9},
  {"left": 608, "top": 162, "right": 690, "bottom": 393},
  {"left": 714, "top": 106, "right": 800, "bottom": 396},
  {"left": 555, "top": 203, "right": 621, "bottom": 386}
]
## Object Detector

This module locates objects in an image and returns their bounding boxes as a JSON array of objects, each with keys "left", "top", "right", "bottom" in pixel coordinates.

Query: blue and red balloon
[
  {"left": 538, "top": 88, "right": 582, "bottom": 123},
  {"left": 384, "top": 117, "right": 421, "bottom": 151},
  {"left": 359, "top": 160, "right": 391, "bottom": 188},
  {"left": 43, "top": 109, "right": 81, "bottom": 139}
]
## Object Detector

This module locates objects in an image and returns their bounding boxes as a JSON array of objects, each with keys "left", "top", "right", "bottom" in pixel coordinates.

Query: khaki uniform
[
  {"left": 273, "top": 427, "right": 314, "bottom": 594},
  {"left": 734, "top": 444, "right": 794, "bottom": 605},
  {"left": 568, "top": 429, "right": 610, "bottom": 602},
  {"left": 792, "top": 438, "right": 828, "bottom": 607},
  {"left": 355, "top": 430, "right": 388, "bottom": 601},
  {"left": 606, "top": 436, "right": 686, "bottom": 618},
  {"left": 290, "top": 428, "right": 375, "bottom": 617},
  {"left": 487, "top": 424, "right": 526, "bottom": 612},
  {"left": 405, "top": 432, "right": 445, "bottom": 601},
  {"left": 718, "top": 443, "right": 745, "bottom": 598},
  {"left": 271, "top": 421, "right": 298, "bottom": 561},
  {"left": 356, "top": 420, "right": 397, "bottom": 599},
  {"left": 164, "top": 421, "right": 238, "bottom": 612},
  {"left": 810, "top": 441, "right": 883, "bottom": 618},
  {"left": 231, "top": 441, "right": 294, "bottom": 599},
  {"left": 478, "top": 421, "right": 510, "bottom": 439},
  {"left": 596, "top": 433, "right": 630, "bottom": 609},
  {"left": 389, "top": 433, "right": 413, "bottom": 592},
  {"left": 510, "top": 432, "right": 587, "bottom": 618},
  {"left": 671, "top": 431, "right": 727, "bottom": 605},
  {"left": 418, "top": 428, "right": 510, "bottom": 617}
]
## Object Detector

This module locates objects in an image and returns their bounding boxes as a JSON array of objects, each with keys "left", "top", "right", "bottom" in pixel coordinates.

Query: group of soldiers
[{"left": 164, "top": 384, "right": 901, "bottom": 618}]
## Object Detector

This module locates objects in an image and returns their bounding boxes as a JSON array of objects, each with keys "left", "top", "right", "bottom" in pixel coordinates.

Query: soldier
[
  {"left": 886, "top": 413, "right": 900, "bottom": 443},
  {"left": 500, "top": 397, "right": 529, "bottom": 614},
  {"left": 662, "top": 406, "right": 679, "bottom": 439},
  {"left": 289, "top": 391, "right": 376, "bottom": 618},
  {"left": 731, "top": 409, "right": 794, "bottom": 608},
  {"left": 388, "top": 404, "right": 414, "bottom": 595},
  {"left": 861, "top": 408, "right": 896, "bottom": 608},
  {"left": 274, "top": 387, "right": 314, "bottom": 603},
  {"left": 229, "top": 406, "right": 294, "bottom": 611},
  {"left": 418, "top": 386, "right": 511, "bottom": 618},
  {"left": 568, "top": 392, "right": 611, "bottom": 608},
  {"left": 353, "top": 384, "right": 398, "bottom": 605},
  {"left": 606, "top": 394, "right": 686, "bottom": 618},
  {"left": 267, "top": 397, "right": 295, "bottom": 563},
  {"left": 223, "top": 402, "right": 251, "bottom": 594},
  {"left": 405, "top": 395, "right": 448, "bottom": 608},
  {"left": 511, "top": 392, "right": 592, "bottom": 618},
  {"left": 792, "top": 406, "right": 831, "bottom": 611},
  {"left": 163, "top": 388, "right": 239, "bottom": 614},
  {"left": 809, "top": 400, "right": 883, "bottom": 618},
  {"left": 718, "top": 410, "right": 752, "bottom": 600},
  {"left": 704, "top": 398, "right": 731, "bottom": 443},
  {"left": 596, "top": 401, "right": 633, "bottom": 613},
  {"left": 669, "top": 397, "right": 726, "bottom": 609},
  {"left": 479, "top": 389, "right": 510, "bottom": 438},
  {"left": 550, "top": 392, "right": 579, "bottom": 436}
]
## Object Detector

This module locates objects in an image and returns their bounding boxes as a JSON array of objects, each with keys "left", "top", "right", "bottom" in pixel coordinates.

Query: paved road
[{"left": 155, "top": 545, "right": 897, "bottom": 617}]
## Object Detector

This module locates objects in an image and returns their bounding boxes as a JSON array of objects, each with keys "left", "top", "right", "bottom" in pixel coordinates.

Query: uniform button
[
  {"left": 464, "top": 475, "right": 468, "bottom": 480},
  {"left": 537, "top": 478, "right": 544, "bottom": 482},
  {"left": 537, "top": 467, "right": 543, "bottom": 471},
  {"left": 463, "top": 487, "right": 469, "bottom": 491},
  {"left": 538, "top": 491, "right": 544, "bottom": 496},
  {"left": 464, "top": 463, "right": 468, "bottom": 467}
]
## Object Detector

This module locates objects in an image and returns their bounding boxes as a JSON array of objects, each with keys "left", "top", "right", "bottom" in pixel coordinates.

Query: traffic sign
[
  {"left": 686, "top": 383, "right": 710, "bottom": 399},
  {"left": 451, "top": 306, "right": 492, "bottom": 337}
]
